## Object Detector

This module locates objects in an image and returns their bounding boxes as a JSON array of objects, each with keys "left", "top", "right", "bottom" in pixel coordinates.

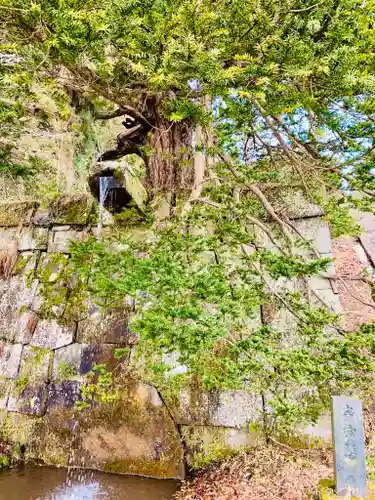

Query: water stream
[
  {"left": 0, "top": 466, "right": 179, "bottom": 499},
  {"left": 97, "top": 176, "right": 111, "bottom": 236}
]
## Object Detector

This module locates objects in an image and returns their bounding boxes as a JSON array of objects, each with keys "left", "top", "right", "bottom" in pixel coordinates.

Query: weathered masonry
[{"left": 0, "top": 193, "right": 373, "bottom": 478}]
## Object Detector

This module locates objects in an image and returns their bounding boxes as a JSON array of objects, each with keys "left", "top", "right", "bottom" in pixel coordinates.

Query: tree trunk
[{"left": 144, "top": 99, "right": 193, "bottom": 194}]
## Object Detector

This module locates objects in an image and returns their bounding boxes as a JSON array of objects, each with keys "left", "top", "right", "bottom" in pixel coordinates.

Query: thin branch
[
  {"left": 289, "top": 1, "right": 324, "bottom": 13},
  {"left": 337, "top": 276, "right": 375, "bottom": 310},
  {"left": 219, "top": 154, "right": 295, "bottom": 249}
]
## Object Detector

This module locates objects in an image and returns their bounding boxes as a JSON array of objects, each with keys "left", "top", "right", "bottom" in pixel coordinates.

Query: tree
[{"left": 2, "top": 0, "right": 375, "bottom": 434}]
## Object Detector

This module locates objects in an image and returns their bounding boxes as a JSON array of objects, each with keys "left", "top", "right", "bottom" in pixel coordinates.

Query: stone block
[
  {"left": 332, "top": 396, "right": 366, "bottom": 497},
  {"left": 264, "top": 187, "right": 324, "bottom": 220},
  {"left": 0, "top": 377, "right": 10, "bottom": 409},
  {"left": 48, "top": 228, "right": 87, "bottom": 253},
  {"left": 36, "top": 253, "right": 69, "bottom": 282},
  {"left": 76, "top": 305, "right": 130, "bottom": 344},
  {"left": 53, "top": 343, "right": 87, "bottom": 381},
  {"left": 134, "top": 381, "right": 163, "bottom": 408},
  {"left": 33, "top": 195, "right": 92, "bottom": 226},
  {"left": 2, "top": 412, "right": 42, "bottom": 451},
  {"left": 311, "top": 287, "right": 342, "bottom": 314},
  {"left": 19, "top": 345, "right": 52, "bottom": 384},
  {"left": 79, "top": 343, "right": 124, "bottom": 375},
  {"left": 294, "top": 218, "right": 332, "bottom": 255},
  {"left": 16, "top": 251, "right": 39, "bottom": 274},
  {"left": 30, "top": 320, "right": 74, "bottom": 350},
  {"left": 359, "top": 230, "right": 375, "bottom": 267},
  {"left": 19, "top": 227, "right": 48, "bottom": 251},
  {"left": 351, "top": 209, "right": 375, "bottom": 232},
  {"left": 0, "top": 201, "right": 37, "bottom": 227},
  {"left": 181, "top": 425, "right": 261, "bottom": 468},
  {"left": 78, "top": 385, "right": 184, "bottom": 479},
  {"left": 0, "top": 227, "right": 18, "bottom": 251},
  {"left": 171, "top": 389, "right": 262, "bottom": 428},
  {"left": 7, "top": 384, "right": 47, "bottom": 416},
  {"left": 14, "top": 310, "right": 39, "bottom": 344},
  {"left": 0, "top": 276, "right": 38, "bottom": 341},
  {"left": 0, "top": 342, "right": 22, "bottom": 379},
  {"left": 209, "top": 390, "right": 263, "bottom": 428},
  {"left": 47, "top": 380, "right": 83, "bottom": 412}
]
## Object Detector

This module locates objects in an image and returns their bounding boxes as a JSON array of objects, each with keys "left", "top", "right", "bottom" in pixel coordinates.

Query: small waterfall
[{"left": 97, "top": 176, "right": 111, "bottom": 236}]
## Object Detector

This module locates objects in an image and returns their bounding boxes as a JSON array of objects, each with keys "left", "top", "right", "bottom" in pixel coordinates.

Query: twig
[
  {"left": 337, "top": 276, "right": 375, "bottom": 310},
  {"left": 219, "top": 154, "right": 295, "bottom": 250},
  {"left": 289, "top": 1, "right": 324, "bottom": 13}
]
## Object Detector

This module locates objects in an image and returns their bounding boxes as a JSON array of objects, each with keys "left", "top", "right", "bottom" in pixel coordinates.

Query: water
[
  {"left": 97, "top": 176, "right": 111, "bottom": 236},
  {"left": 0, "top": 466, "right": 179, "bottom": 500}
]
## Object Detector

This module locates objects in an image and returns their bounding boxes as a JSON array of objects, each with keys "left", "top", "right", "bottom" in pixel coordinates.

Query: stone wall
[
  {"left": 0, "top": 197, "right": 185, "bottom": 478},
  {"left": 0, "top": 194, "right": 372, "bottom": 477}
]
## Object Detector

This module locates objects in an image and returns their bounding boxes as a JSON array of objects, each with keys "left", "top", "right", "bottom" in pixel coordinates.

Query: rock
[
  {"left": 14, "top": 311, "right": 39, "bottom": 345},
  {"left": 47, "top": 380, "right": 82, "bottom": 412},
  {"left": 76, "top": 305, "right": 131, "bottom": 344},
  {"left": 359, "top": 230, "right": 375, "bottom": 268},
  {"left": 162, "top": 352, "right": 188, "bottom": 377},
  {"left": 36, "top": 253, "right": 69, "bottom": 282},
  {"left": 311, "top": 287, "right": 342, "bottom": 314},
  {"left": 48, "top": 228, "right": 87, "bottom": 253},
  {"left": 78, "top": 382, "right": 184, "bottom": 479},
  {"left": 19, "top": 227, "right": 49, "bottom": 251},
  {"left": 33, "top": 195, "right": 92, "bottom": 226},
  {"left": 294, "top": 218, "right": 332, "bottom": 255},
  {"left": 7, "top": 384, "right": 47, "bottom": 416},
  {"left": 0, "top": 378, "right": 10, "bottom": 410},
  {"left": 181, "top": 425, "right": 261, "bottom": 468},
  {"left": 0, "top": 202, "right": 37, "bottom": 227},
  {"left": 171, "top": 389, "right": 263, "bottom": 428},
  {"left": 0, "top": 342, "right": 23, "bottom": 379},
  {"left": 53, "top": 343, "right": 87, "bottom": 381},
  {"left": 19, "top": 345, "right": 52, "bottom": 384},
  {"left": 30, "top": 320, "right": 74, "bottom": 350},
  {"left": 0, "top": 228, "right": 19, "bottom": 251},
  {"left": 264, "top": 188, "right": 324, "bottom": 220},
  {"left": 209, "top": 390, "right": 263, "bottom": 428},
  {"left": 0, "top": 276, "right": 37, "bottom": 342},
  {"left": 2, "top": 413, "right": 43, "bottom": 460}
]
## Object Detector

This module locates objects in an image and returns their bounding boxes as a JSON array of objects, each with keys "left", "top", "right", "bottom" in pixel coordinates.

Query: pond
[{"left": 0, "top": 466, "right": 180, "bottom": 500}]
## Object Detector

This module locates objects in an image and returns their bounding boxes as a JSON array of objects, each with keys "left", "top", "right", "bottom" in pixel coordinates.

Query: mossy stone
[{"left": 0, "top": 202, "right": 37, "bottom": 227}]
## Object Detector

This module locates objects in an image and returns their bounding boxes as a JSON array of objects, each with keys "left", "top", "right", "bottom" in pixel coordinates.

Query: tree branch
[{"left": 94, "top": 106, "right": 151, "bottom": 127}]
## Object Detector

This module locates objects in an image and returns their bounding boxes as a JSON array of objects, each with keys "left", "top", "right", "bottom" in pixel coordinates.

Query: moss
[
  {"left": 57, "top": 361, "right": 78, "bottom": 379},
  {"left": 0, "top": 455, "right": 9, "bottom": 469},
  {"left": 16, "top": 347, "right": 51, "bottom": 394},
  {"left": 318, "top": 479, "right": 375, "bottom": 499},
  {"left": 103, "top": 458, "right": 179, "bottom": 478},
  {"left": 13, "top": 254, "right": 28, "bottom": 275},
  {"left": 0, "top": 202, "right": 37, "bottom": 226},
  {"left": 2, "top": 413, "right": 44, "bottom": 460},
  {"left": 50, "top": 195, "right": 91, "bottom": 225}
]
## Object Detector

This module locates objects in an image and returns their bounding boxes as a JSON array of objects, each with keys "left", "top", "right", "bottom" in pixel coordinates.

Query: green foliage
[
  {"left": 0, "top": 456, "right": 9, "bottom": 469},
  {"left": 57, "top": 362, "right": 78, "bottom": 380},
  {"left": 77, "top": 364, "right": 120, "bottom": 411},
  {"left": 114, "top": 348, "right": 131, "bottom": 360},
  {"left": 322, "top": 197, "right": 362, "bottom": 238}
]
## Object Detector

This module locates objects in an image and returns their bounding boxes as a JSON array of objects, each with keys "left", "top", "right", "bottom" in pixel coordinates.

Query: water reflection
[{"left": 0, "top": 466, "right": 179, "bottom": 500}]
